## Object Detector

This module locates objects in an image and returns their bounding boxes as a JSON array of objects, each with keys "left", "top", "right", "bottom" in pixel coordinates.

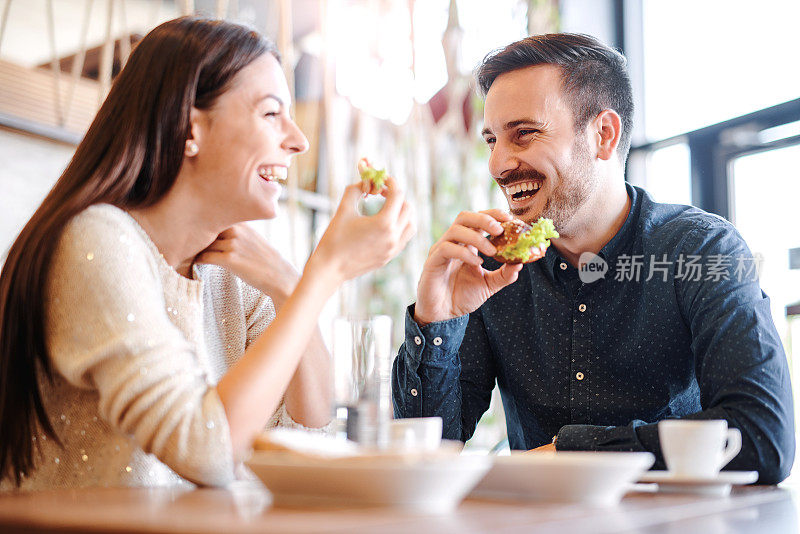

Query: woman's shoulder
[
  {"left": 53, "top": 203, "right": 159, "bottom": 277},
  {"left": 66, "top": 203, "right": 139, "bottom": 235},
  {"left": 61, "top": 204, "right": 151, "bottom": 252}
]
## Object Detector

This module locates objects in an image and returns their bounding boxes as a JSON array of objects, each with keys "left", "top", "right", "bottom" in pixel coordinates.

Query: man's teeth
[
  {"left": 503, "top": 181, "right": 541, "bottom": 197},
  {"left": 257, "top": 166, "right": 288, "bottom": 181}
]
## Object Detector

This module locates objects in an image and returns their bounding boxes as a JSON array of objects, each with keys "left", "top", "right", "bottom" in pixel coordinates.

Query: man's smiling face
[{"left": 482, "top": 64, "right": 599, "bottom": 233}]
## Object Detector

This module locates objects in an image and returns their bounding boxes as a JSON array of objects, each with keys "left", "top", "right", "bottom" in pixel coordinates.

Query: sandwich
[
  {"left": 490, "top": 217, "right": 559, "bottom": 264},
  {"left": 357, "top": 157, "right": 388, "bottom": 195}
]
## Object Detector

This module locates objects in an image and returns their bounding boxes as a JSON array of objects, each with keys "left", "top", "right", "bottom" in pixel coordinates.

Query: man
[{"left": 392, "top": 33, "right": 794, "bottom": 483}]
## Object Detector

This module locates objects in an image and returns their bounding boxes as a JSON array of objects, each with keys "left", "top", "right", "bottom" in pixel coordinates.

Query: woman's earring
[{"left": 185, "top": 140, "right": 199, "bottom": 157}]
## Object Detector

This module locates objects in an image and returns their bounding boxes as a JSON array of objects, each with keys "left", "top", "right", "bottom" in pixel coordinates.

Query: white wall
[{"left": 0, "top": 128, "right": 73, "bottom": 261}]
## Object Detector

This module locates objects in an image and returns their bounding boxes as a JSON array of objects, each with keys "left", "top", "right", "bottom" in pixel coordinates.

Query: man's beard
[{"left": 504, "top": 137, "right": 596, "bottom": 232}]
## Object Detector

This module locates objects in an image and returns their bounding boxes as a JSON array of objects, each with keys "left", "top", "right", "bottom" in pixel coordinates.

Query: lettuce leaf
[{"left": 359, "top": 165, "right": 387, "bottom": 190}]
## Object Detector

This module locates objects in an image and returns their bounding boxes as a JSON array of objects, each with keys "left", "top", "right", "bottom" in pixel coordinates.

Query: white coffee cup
[
  {"left": 658, "top": 419, "right": 742, "bottom": 477},
  {"left": 389, "top": 417, "right": 443, "bottom": 451}
]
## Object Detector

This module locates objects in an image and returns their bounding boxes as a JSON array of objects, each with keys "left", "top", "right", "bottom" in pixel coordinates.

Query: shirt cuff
[
  {"left": 404, "top": 304, "right": 469, "bottom": 365},
  {"left": 555, "top": 423, "right": 647, "bottom": 452}
]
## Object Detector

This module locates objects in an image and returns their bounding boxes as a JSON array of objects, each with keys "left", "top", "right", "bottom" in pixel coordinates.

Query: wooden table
[{"left": 0, "top": 482, "right": 795, "bottom": 533}]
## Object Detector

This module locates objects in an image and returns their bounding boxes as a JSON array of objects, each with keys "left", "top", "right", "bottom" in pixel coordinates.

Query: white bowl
[
  {"left": 245, "top": 450, "right": 491, "bottom": 514},
  {"left": 471, "top": 451, "right": 655, "bottom": 506}
]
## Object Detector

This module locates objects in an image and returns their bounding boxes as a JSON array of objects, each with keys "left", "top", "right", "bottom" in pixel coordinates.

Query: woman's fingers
[
  {"left": 398, "top": 219, "right": 416, "bottom": 249},
  {"left": 195, "top": 249, "right": 225, "bottom": 266},
  {"left": 377, "top": 176, "right": 404, "bottom": 220},
  {"left": 338, "top": 182, "right": 365, "bottom": 214},
  {"left": 394, "top": 202, "right": 416, "bottom": 250},
  {"left": 197, "top": 243, "right": 227, "bottom": 258}
]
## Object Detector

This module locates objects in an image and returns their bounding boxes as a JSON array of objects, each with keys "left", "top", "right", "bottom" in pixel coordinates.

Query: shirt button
[
  {"left": 576, "top": 372, "right": 585, "bottom": 381},
  {"left": 578, "top": 303, "right": 587, "bottom": 312},
  {"left": 560, "top": 262, "right": 568, "bottom": 270},
  {"left": 414, "top": 336, "right": 422, "bottom": 346},
  {"left": 433, "top": 337, "right": 443, "bottom": 346},
  {"left": 410, "top": 388, "right": 418, "bottom": 396}
]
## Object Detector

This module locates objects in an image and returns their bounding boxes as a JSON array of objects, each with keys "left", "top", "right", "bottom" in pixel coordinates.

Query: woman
[{"left": 0, "top": 17, "right": 414, "bottom": 489}]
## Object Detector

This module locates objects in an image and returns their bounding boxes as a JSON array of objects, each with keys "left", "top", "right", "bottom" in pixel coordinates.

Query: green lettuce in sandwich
[
  {"left": 490, "top": 217, "right": 559, "bottom": 264},
  {"left": 357, "top": 157, "right": 388, "bottom": 194}
]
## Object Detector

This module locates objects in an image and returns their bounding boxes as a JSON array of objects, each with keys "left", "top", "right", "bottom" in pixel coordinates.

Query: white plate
[
  {"left": 245, "top": 450, "right": 491, "bottom": 514},
  {"left": 470, "top": 451, "right": 655, "bottom": 507},
  {"left": 638, "top": 470, "right": 758, "bottom": 496}
]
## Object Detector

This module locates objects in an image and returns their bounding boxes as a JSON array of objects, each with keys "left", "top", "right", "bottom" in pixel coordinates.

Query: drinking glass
[{"left": 331, "top": 315, "right": 393, "bottom": 448}]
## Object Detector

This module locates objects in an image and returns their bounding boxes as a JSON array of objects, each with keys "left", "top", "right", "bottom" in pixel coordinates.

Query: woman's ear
[
  {"left": 593, "top": 109, "right": 622, "bottom": 161},
  {"left": 185, "top": 107, "right": 203, "bottom": 157}
]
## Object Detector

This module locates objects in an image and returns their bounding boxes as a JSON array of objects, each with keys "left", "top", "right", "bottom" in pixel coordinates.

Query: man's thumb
[{"left": 486, "top": 263, "right": 522, "bottom": 293}]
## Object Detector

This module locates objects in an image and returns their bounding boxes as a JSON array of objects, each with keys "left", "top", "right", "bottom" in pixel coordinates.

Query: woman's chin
[
  {"left": 257, "top": 199, "right": 280, "bottom": 220},
  {"left": 230, "top": 200, "right": 279, "bottom": 222}
]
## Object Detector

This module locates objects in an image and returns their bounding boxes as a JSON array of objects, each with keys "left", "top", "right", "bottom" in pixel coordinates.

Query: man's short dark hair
[{"left": 476, "top": 33, "right": 634, "bottom": 162}]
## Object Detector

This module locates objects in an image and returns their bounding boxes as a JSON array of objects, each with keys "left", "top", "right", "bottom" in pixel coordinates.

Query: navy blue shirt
[{"left": 392, "top": 184, "right": 794, "bottom": 484}]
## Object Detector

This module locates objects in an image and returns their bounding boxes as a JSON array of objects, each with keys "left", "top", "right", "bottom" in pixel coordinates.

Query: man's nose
[{"left": 488, "top": 140, "right": 517, "bottom": 179}]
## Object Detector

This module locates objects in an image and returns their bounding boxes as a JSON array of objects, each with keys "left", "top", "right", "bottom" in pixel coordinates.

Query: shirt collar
[{"left": 597, "top": 182, "right": 640, "bottom": 265}]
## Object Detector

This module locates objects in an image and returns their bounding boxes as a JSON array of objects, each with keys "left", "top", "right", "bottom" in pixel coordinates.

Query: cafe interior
[{"left": 1, "top": 0, "right": 799, "bottom": 532}]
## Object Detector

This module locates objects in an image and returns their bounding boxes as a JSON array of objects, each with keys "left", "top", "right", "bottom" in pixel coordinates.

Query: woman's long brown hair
[{"left": 0, "top": 16, "right": 277, "bottom": 486}]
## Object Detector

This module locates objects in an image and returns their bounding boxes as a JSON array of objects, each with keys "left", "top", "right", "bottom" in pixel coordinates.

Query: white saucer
[{"left": 638, "top": 470, "right": 759, "bottom": 496}]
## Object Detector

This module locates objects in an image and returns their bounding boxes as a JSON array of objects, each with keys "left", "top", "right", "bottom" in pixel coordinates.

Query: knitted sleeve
[
  {"left": 241, "top": 281, "right": 332, "bottom": 434},
  {"left": 45, "top": 207, "right": 235, "bottom": 486}
]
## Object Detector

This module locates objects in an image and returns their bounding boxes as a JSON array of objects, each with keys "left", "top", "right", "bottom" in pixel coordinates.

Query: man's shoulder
[{"left": 636, "top": 187, "right": 735, "bottom": 244}]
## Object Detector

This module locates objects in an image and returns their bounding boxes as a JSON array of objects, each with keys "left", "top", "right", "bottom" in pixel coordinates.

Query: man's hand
[
  {"left": 526, "top": 443, "right": 556, "bottom": 453},
  {"left": 414, "top": 209, "right": 523, "bottom": 326}
]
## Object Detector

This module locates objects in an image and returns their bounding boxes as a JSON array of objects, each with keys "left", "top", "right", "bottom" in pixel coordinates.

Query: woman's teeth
[
  {"left": 257, "top": 165, "right": 287, "bottom": 182},
  {"left": 504, "top": 181, "right": 542, "bottom": 200}
]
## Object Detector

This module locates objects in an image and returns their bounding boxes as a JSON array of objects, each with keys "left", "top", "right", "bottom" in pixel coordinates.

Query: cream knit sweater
[{"left": 6, "top": 204, "right": 312, "bottom": 490}]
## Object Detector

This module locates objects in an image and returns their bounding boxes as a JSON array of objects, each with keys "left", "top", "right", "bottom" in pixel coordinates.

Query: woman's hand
[
  {"left": 308, "top": 177, "right": 415, "bottom": 286},
  {"left": 195, "top": 224, "right": 300, "bottom": 307}
]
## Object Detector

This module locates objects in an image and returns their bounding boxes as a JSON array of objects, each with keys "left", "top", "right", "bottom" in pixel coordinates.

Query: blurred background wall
[{"left": 1, "top": 0, "right": 798, "bottom": 450}]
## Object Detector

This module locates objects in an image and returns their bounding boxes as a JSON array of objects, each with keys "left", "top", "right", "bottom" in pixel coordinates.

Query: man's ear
[{"left": 592, "top": 109, "right": 622, "bottom": 161}]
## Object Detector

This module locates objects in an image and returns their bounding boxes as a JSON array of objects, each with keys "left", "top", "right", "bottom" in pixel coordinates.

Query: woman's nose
[{"left": 283, "top": 118, "right": 309, "bottom": 155}]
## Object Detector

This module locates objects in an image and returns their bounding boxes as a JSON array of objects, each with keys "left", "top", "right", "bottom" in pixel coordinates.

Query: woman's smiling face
[{"left": 186, "top": 53, "right": 309, "bottom": 223}]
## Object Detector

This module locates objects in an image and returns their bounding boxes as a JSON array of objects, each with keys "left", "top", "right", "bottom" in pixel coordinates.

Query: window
[
  {"left": 730, "top": 144, "right": 800, "bottom": 348},
  {"left": 641, "top": 0, "right": 800, "bottom": 141},
  {"left": 641, "top": 141, "right": 692, "bottom": 205}
]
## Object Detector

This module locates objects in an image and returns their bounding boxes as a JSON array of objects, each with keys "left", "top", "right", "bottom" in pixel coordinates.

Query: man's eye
[
  {"left": 518, "top": 129, "right": 538, "bottom": 137},
  {"left": 484, "top": 137, "right": 496, "bottom": 145}
]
